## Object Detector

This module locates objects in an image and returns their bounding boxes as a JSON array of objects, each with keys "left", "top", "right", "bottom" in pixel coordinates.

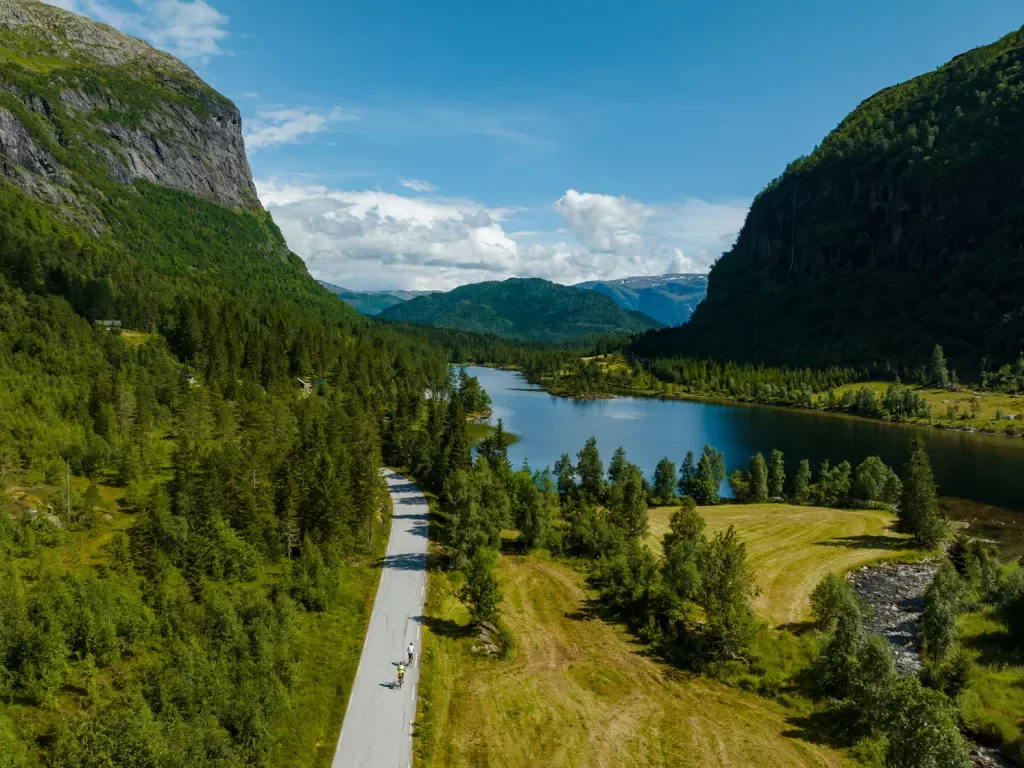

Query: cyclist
[
  {"left": 407, "top": 642, "right": 415, "bottom": 665},
  {"left": 396, "top": 663, "right": 405, "bottom": 688}
]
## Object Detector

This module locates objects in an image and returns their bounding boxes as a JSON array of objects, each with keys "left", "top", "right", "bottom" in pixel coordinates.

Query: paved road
[{"left": 333, "top": 471, "right": 428, "bottom": 768}]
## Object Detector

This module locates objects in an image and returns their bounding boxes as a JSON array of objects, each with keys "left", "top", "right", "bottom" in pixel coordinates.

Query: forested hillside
[
  {"left": 379, "top": 277, "right": 663, "bottom": 342},
  {"left": 0, "top": 2, "right": 452, "bottom": 764},
  {"left": 634, "top": 26, "right": 1024, "bottom": 373}
]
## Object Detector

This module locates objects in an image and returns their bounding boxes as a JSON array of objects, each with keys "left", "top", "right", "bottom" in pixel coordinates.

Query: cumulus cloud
[
  {"left": 44, "top": 0, "right": 230, "bottom": 60},
  {"left": 257, "top": 179, "right": 748, "bottom": 290},
  {"left": 244, "top": 107, "right": 356, "bottom": 151},
  {"left": 399, "top": 178, "right": 438, "bottom": 193}
]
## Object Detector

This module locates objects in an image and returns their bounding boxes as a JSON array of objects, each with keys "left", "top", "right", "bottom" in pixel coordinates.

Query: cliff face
[
  {"left": 637, "top": 27, "right": 1024, "bottom": 370},
  {"left": 0, "top": 0, "right": 258, "bottom": 210}
]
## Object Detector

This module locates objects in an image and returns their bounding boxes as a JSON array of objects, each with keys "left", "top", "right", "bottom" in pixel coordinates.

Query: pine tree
[{"left": 553, "top": 452, "right": 576, "bottom": 498}]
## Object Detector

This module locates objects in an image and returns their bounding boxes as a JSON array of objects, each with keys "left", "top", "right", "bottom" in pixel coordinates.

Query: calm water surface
[{"left": 465, "top": 366, "right": 1024, "bottom": 511}]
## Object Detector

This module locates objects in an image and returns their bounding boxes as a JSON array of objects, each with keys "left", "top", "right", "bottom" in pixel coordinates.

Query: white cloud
[
  {"left": 399, "top": 178, "right": 438, "bottom": 193},
  {"left": 244, "top": 107, "right": 356, "bottom": 151},
  {"left": 257, "top": 179, "right": 748, "bottom": 291},
  {"left": 43, "top": 0, "right": 230, "bottom": 60},
  {"left": 553, "top": 190, "right": 649, "bottom": 253}
]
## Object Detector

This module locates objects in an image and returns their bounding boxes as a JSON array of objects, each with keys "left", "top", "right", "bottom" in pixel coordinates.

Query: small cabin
[
  {"left": 95, "top": 320, "right": 122, "bottom": 331},
  {"left": 185, "top": 373, "right": 198, "bottom": 387},
  {"left": 297, "top": 377, "right": 313, "bottom": 396}
]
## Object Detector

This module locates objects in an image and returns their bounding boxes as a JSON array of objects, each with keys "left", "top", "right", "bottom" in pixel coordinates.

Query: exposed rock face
[{"left": 0, "top": 0, "right": 259, "bottom": 210}]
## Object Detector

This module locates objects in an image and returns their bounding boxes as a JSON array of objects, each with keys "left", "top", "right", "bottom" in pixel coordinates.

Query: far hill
[
  {"left": 318, "top": 281, "right": 438, "bottom": 315},
  {"left": 576, "top": 273, "right": 707, "bottom": 326},
  {"left": 378, "top": 277, "right": 663, "bottom": 342},
  {"left": 633, "top": 26, "right": 1024, "bottom": 372}
]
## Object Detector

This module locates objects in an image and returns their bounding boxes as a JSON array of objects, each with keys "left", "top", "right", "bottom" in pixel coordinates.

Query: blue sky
[{"left": 48, "top": 0, "right": 1024, "bottom": 289}]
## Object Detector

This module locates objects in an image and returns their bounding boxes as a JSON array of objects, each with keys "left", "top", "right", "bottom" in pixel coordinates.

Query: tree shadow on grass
[
  {"left": 816, "top": 533, "right": 912, "bottom": 551},
  {"left": 423, "top": 615, "right": 474, "bottom": 640},
  {"left": 783, "top": 707, "right": 860, "bottom": 750}
]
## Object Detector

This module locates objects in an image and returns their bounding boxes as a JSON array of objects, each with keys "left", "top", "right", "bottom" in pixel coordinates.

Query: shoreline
[{"left": 461, "top": 362, "right": 1024, "bottom": 445}]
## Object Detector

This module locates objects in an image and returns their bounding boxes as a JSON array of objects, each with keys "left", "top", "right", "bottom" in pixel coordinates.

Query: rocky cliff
[
  {"left": 0, "top": 0, "right": 257, "bottom": 211},
  {"left": 634, "top": 26, "right": 1024, "bottom": 371},
  {"left": 0, "top": 0, "right": 354, "bottom": 334}
]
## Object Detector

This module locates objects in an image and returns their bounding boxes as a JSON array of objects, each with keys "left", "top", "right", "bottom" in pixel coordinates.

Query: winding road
[{"left": 332, "top": 471, "right": 429, "bottom": 768}]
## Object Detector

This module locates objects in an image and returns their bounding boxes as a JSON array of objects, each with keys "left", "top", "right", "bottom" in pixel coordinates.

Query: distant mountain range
[
  {"left": 575, "top": 274, "right": 708, "bottom": 327},
  {"left": 377, "top": 277, "right": 664, "bottom": 342},
  {"left": 322, "top": 273, "right": 708, "bottom": 327},
  {"left": 318, "top": 281, "right": 438, "bottom": 315}
]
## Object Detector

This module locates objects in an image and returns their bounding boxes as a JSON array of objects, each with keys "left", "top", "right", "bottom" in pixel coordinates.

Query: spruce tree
[{"left": 899, "top": 437, "right": 948, "bottom": 548}]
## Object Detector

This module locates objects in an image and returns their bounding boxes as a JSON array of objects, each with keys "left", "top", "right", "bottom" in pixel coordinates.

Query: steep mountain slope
[
  {"left": 635, "top": 26, "right": 1024, "bottom": 371},
  {"left": 378, "top": 277, "right": 663, "bottom": 342},
  {"left": 576, "top": 273, "right": 707, "bottom": 326},
  {"left": 318, "top": 280, "right": 437, "bottom": 315},
  {"left": 0, "top": 0, "right": 356, "bottom": 344}
]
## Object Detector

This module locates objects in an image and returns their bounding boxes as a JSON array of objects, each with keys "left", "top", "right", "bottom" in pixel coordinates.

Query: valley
[{"left": 0, "top": 2, "right": 1022, "bottom": 768}]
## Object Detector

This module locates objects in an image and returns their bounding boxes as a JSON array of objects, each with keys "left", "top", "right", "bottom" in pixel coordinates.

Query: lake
[{"left": 464, "top": 366, "right": 1024, "bottom": 512}]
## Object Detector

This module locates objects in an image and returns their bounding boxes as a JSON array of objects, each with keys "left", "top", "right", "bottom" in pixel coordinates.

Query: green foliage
[
  {"left": 633, "top": 27, "right": 1024, "bottom": 374},
  {"left": 767, "top": 449, "right": 786, "bottom": 499},
  {"left": 920, "top": 561, "right": 967, "bottom": 662},
  {"left": 680, "top": 445, "right": 726, "bottom": 505},
  {"left": 380, "top": 277, "right": 663, "bottom": 342},
  {"left": 854, "top": 456, "right": 903, "bottom": 505},
  {"left": 459, "top": 547, "right": 502, "bottom": 625},
  {"left": 791, "top": 459, "right": 812, "bottom": 504},
  {"left": 809, "top": 573, "right": 855, "bottom": 631},
  {"left": 899, "top": 437, "right": 949, "bottom": 548},
  {"left": 748, "top": 453, "right": 769, "bottom": 503},
  {"left": 651, "top": 457, "right": 677, "bottom": 505},
  {"left": 575, "top": 437, "right": 605, "bottom": 502}
]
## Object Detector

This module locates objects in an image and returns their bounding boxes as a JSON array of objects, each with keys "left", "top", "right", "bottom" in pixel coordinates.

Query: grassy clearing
[
  {"left": 957, "top": 606, "right": 1024, "bottom": 762},
  {"left": 415, "top": 552, "right": 853, "bottom": 768},
  {"left": 648, "top": 504, "right": 922, "bottom": 627},
  {"left": 466, "top": 421, "right": 520, "bottom": 446}
]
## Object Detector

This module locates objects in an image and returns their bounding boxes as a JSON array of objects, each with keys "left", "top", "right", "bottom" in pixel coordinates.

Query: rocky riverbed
[
  {"left": 848, "top": 561, "right": 937, "bottom": 674},
  {"left": 849, "top": 561, "right": 1016, "bottom": 768}
]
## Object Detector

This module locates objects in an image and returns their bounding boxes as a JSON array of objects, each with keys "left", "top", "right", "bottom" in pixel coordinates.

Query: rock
[{"left": 0, "top": 0, "right": 260, "bottom": 211}]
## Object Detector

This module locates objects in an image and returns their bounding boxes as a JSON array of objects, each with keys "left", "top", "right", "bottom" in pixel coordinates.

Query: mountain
[
  {"left": 576, "top": 274, "right": 708, "bottom": 326},
  {"left": 634, "top": 27, "right": 1024, "bottom": 371},
  {"left": 318, "top": 280, "right": 438, "bottom": 315},
  {"left": 378, "top": 277, "right": 664, "bottom": 342},
  {"left": 0, "top": 0, "right": 356, "bottom": 344}
]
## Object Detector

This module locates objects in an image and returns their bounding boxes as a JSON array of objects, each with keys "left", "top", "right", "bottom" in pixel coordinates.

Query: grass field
[
  {"left": 414, "top": 553, "right": 853, "bottom": 768},
  {"left": 648, "top": 504, "right": 923, "bottom": 627},
  {"left": 957, "top": 606, "right": 1024, "bottom": 762}
]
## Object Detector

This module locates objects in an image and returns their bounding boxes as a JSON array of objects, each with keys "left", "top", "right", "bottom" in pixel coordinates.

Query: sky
[{"left": 45, "top": 0, "right": 1024, "bottom": 290}]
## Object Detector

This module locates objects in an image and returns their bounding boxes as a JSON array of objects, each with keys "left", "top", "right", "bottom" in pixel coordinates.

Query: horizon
[{"left": 45, "top": 0, "right": 1024, "bottom": 291}]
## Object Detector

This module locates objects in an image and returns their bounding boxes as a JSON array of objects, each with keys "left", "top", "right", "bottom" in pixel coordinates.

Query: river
[{"left": 464, "top": 366, "right": 1024, "bottom": 512}]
